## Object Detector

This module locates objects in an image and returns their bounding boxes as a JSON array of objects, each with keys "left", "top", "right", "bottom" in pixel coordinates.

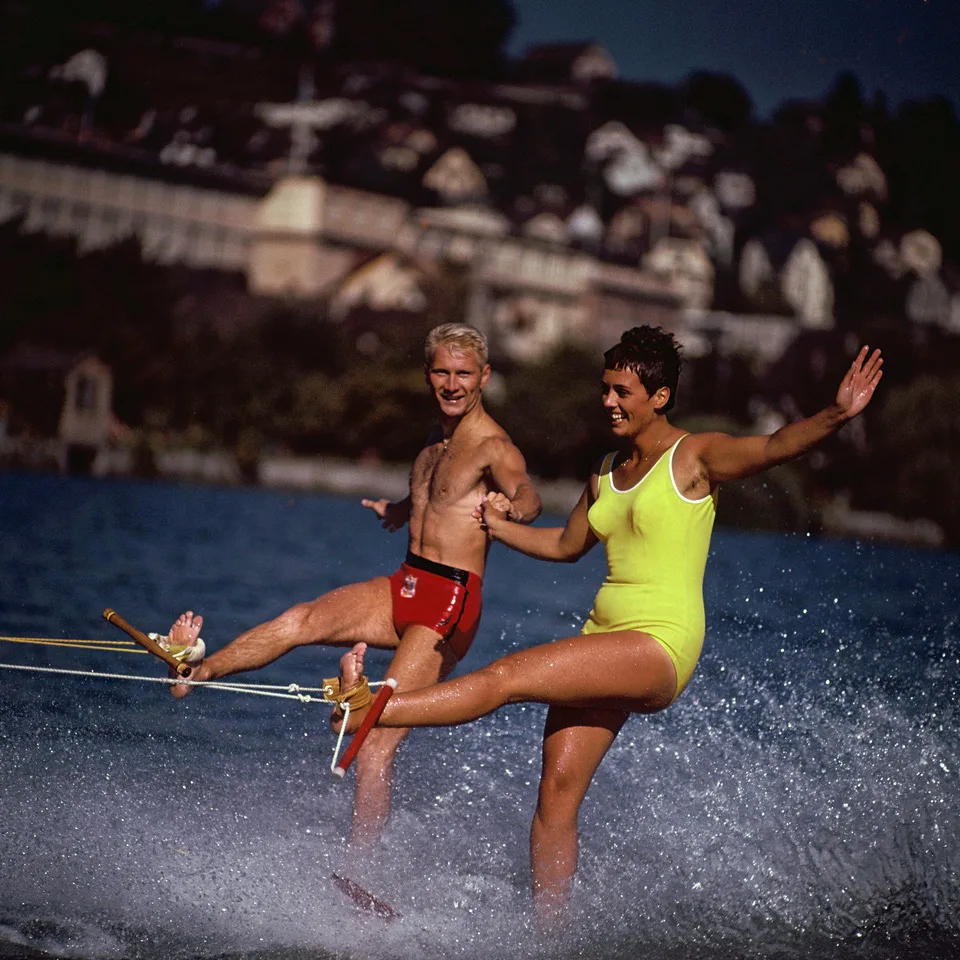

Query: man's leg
[
  {"left": 530, "top": 706, "right": 627, "bottom": 921},
  {"left": 170, "top": 578, "right": 398, "bottom": 698},
  {"left": 350, "top": 625, "right": 458, "bottom": 849}
]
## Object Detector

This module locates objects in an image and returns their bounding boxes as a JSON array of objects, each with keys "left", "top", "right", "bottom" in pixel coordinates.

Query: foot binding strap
[
  {"left": 331, "top": 678, "right": 398, "bottom": 779},
  {"left": 322, "top": 674, "right": 373, "bottom": 717}
]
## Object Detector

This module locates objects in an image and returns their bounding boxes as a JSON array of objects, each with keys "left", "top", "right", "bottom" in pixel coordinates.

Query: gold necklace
[
  {"left": 641, "top": 436, "right": 664, "bottom": 462},
  {"left": 615, "top": 435, "right": 663, "bottom": 476}
]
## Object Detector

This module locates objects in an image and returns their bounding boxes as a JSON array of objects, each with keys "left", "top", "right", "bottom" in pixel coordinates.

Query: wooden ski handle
[
  {"left": 102, "top": 608, "right": 191, "bottom": 676},
  {"left": 333, "top": 678, "right": 398, "bottom": 778}
]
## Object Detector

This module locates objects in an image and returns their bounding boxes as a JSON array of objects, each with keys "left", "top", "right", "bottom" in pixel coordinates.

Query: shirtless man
[{"left": 166, "top": 322, "right": 541, "bottom": 848}]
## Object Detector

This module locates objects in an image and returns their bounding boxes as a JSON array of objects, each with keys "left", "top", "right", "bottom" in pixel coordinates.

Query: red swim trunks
[{"left": 388, "top": 552, "right": 482, "bottom": 661}]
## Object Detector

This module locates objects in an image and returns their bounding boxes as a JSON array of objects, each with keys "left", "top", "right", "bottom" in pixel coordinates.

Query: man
[{"left": 167, "top": 322, "right": 541, "bottom": 848}]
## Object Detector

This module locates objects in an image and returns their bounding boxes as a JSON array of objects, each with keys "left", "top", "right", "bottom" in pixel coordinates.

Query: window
[{"left": 75, "top": 375, "right": 97, "bottom": 412}]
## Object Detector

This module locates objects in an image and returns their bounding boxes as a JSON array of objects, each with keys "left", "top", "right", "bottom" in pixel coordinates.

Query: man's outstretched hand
[{"left": 362, "top": 498, "right": 411, "bottom": 532}]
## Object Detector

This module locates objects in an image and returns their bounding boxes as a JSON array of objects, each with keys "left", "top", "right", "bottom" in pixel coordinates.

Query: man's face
[{"left": 426, "top": 344, "right": 491, "bottom": 420}]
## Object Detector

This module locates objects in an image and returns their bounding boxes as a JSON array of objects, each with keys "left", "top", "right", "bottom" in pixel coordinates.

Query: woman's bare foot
[
  {"left": 331, "top": 642, "right": 368, "bottom": 733},
  {"left": 165, "top": 610, "right": 206, "bottom": 699}
]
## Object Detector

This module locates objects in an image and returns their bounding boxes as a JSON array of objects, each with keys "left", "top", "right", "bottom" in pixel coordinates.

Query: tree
[
  {"left": 822, "top": 71, "right": 866, "bottom": 158},
  {"left": 680, "top": 71, "right": 753, "bottom": 133},
  {"left": 861, "top": 375, "right": 960, "bottom": 546},
  {"left": 333, "top": 0, "right": 516, "bottom": 80},
  {"left": 882, "top": 97, "right": 960, "bottom": 264},
  {"left": 493, "top": 344, "right": 608, "bottom": 480}
]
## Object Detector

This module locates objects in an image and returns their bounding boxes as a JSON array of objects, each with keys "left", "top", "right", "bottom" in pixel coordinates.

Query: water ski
[{"left": 331, "top": 873, "right": 401, "bottom": 922}]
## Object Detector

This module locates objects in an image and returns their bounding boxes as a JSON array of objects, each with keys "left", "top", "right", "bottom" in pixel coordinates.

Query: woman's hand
[
  {"left": 474, "top": 492, "right": 511, "bottom": 539},
  {"left": 836, "top": 346, "right": 883, "bottom": 420}
]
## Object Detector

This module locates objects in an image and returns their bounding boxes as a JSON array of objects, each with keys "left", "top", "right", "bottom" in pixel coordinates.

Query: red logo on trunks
[{"left": 400, "top": 574, "right": 418, "bottom": 598}]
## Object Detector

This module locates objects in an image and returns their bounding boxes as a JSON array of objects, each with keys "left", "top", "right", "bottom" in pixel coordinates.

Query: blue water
[{"left": 1, "top": 472, "right": 958, "bottom": 960}]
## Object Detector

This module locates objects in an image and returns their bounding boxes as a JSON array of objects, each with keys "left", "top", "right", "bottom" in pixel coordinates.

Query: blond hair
[{"left": 424, "top": 323, "right": 488, "bottom": 366}]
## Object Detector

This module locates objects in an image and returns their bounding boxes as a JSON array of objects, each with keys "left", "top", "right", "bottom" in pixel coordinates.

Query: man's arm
[
  {"left": 697, "top": 346, "right": 883, "bottom": 485},
  {"left": 487, "top": 437, "right": 542, "bottom": 524}
]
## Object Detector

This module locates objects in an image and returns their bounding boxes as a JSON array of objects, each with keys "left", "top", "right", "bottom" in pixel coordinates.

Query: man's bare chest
[{"left": 411, "top": 444, "right": 485, "bottom": 507}]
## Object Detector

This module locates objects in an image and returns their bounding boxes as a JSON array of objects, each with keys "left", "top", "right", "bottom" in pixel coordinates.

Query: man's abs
[{"left": 409, "top": 502, "right": 490, "bottom": 577}]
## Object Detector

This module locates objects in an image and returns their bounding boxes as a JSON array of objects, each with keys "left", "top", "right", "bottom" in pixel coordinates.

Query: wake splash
[
  {"left": 568, "top": 680, "right": 959, "bottom": 960},
  {"left": 1, "top": 653, "right": 956, "bottom": 960},
  {"left": 2, "top": 473, "right": 958, "bottom": 958}
]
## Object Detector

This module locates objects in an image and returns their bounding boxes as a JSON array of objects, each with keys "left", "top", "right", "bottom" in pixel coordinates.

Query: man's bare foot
[
  {"left": 166, "top": 610, "right": 205, "bottom": 699},
  {"left": 168, "top": 610, "right": 203, "bottom": 650},
  {"left": 331, "top": 642, "right": 368, "bottom": 733}
]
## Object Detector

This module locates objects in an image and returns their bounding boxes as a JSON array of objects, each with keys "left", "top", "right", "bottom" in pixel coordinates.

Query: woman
[{"left": 330, "top": 325, "right": 883, "bottom": 918}]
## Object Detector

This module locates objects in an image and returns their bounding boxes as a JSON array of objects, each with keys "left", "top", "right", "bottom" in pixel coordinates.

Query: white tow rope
[{"left": 0, "top": 658, "right": 383, "bottom": 774}]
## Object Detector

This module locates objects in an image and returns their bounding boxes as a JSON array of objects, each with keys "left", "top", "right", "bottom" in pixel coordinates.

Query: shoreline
[
  {"left": 0, "top": 438, "right": 586, "bottom": 516},
  {"left": 0, "top": 440, "right": 946, "bottom": 548}
]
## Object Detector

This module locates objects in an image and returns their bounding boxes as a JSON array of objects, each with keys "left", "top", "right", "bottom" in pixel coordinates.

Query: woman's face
[{"left": 601, "top": 367, "right": 669, "bottom": 437}]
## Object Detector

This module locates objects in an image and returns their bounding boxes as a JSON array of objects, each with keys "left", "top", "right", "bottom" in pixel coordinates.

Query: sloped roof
[{"left": 513, "top": 42, "right": 616, "bottom": 85}]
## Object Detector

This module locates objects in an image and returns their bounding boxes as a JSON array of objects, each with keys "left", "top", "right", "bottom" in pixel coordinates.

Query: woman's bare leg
[
  {"left": 334, "top": 633, "right": 675, "bottom": 919},
  {"left": 336, "top": 629, "right": 677, "bottom": 731},
  {"left": 530, "top": 705, "right": 627, "bottom": 921}
]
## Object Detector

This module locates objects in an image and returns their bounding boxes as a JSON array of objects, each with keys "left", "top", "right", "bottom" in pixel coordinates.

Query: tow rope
[{"left": 0, "top": 608, "right": 396, "bottom": 776}]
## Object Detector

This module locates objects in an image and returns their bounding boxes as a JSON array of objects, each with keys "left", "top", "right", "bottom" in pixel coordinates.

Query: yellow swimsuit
[{"left": 584, "top": 437, "right": 717, "bottom": 698}]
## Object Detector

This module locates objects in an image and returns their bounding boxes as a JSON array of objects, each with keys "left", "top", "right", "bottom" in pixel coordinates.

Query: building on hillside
[
  {"left": 248, "top": 175, "right": 409, "bottom": 296},
  {"left": 0, "top": 21, "right": 735, "bottom": 364},
  {"left": 0, "top": 137, "right": 697, "bottom": 360},
  {"left": 739, "top": 232, "right": 835, "bottom": 328},
  {"left": 582, "top": 262, "right": 684, "bottom": 348},
  {"left": 58, "top": 354, "right": 114, "bottom": 455},
  {"left": 835, "top": 153, "right": 887, "bottom": 204},
  {"left": 0, "top": 346, "right": 114, "bottom": 472},
  {"left": 397, "top": 204, "right": 510, "bottom": 263},
  {"left": 868, "top": 229, "right": 960, "bottom": 333},
  {"left": 0, "top": 149, "right": 255, "bottom": 270},
  {"left": 900, "top": 229, "right": 943, "bottom": 278},
  {"left": 642, "top": 237, "right": 715, "bottom": 309},
  {"left": 329, "top": 252, "right": 431, "bottom": 322},
  {"left": 681, "top": 310, "right": 800, "bottom": 373}
]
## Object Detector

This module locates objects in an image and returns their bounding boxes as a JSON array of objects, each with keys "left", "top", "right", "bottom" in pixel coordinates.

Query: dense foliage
[
  {"left": 5, "top": 227, "right": 960, "bottom": 543},
  {"left": 13, "top": 0, "right": 517, "bottom": 81}
]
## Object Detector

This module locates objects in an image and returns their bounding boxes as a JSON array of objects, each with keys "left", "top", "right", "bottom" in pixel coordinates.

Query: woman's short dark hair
[{"left": 603, "top": 325, "right": 682, "bottom": 412}]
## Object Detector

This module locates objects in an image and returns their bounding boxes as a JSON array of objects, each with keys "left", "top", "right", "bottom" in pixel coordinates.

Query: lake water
[{"left": 1, "top": 472, "right": 958, "bottom": 960}]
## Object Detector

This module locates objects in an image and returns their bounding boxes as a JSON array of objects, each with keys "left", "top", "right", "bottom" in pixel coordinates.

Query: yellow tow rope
[{"left": 0, "top": 635, "right": 147, "bottom": 655}]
